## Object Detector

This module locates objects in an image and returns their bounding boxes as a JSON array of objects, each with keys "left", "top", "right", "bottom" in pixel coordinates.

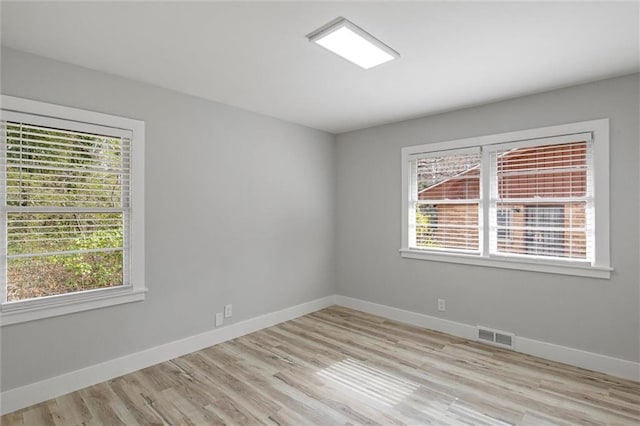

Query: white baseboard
[
  {"left": 0, "top": 295, "right": 336, "bottom": 415},
  {"left": 335, "top": 295, "right": 640, "bottom": 382}
]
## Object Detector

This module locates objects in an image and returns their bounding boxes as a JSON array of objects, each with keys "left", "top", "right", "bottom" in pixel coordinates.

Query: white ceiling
[{"left": 1, "top": 1, "right": 638, "bottom": 134}]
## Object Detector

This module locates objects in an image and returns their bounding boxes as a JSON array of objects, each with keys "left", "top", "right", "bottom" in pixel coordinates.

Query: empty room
[{"left": 1, "top": 1, "right": 639, "bottom": 425}]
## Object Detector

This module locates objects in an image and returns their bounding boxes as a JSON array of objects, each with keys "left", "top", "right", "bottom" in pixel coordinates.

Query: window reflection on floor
[{"left": 317, "top": 358, "right": 419, "bottom": 407}]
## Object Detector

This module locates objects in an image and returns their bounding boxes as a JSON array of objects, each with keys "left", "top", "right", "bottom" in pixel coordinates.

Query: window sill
[
  {"left": 1, "top": 286, "right": 147, "bottom": 326},
  {"left": 399, "top": 248, "right": 612, "bottom": 279}
]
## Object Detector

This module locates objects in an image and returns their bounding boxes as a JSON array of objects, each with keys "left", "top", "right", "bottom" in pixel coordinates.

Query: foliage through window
[{"left": 401, "top": 120, "right": 611, "bottom": 278}]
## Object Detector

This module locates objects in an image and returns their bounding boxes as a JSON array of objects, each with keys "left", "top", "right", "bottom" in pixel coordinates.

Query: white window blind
[
  {"left": 1, "top": 119, "right": 131, "bottom": 303},
  {"left": 408, "top": 148, "right": 481, "bottom": 253},
  {"left": 489, "top": 137, "right": 593, "bottom": 262}
]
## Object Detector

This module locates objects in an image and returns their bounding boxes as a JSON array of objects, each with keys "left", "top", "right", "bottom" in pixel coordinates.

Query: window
[
  {"left": 401, "top": 119, "right": 611, "bottom": 279},
  {"left": 1, "top": 96, "right": 146, "bottom": 325}
]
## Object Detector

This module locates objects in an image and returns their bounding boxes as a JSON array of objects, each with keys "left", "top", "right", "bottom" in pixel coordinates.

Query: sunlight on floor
[{"left": 317, "top": 358, "right": 420, "bottom": 407}]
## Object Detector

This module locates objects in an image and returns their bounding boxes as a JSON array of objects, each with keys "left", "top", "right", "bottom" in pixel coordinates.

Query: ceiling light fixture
[{"left": 306, "top": 17, "right": 399, "bottom": 70}]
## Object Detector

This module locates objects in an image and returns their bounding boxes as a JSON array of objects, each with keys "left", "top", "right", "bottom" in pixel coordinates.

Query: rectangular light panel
[{"left": 307, "top": 17, "right": 399, "bottom": 70}]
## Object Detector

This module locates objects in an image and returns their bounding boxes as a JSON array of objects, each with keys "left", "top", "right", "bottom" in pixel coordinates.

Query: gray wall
[
  {"left": 1, "top": 46, "right": 638, "bottom": 393},
  {"left": 0, "top": 48, "right": 336, "bottom": 391},
  {"left": 335, "top": 74, "right": 640, "bottom": 362}
]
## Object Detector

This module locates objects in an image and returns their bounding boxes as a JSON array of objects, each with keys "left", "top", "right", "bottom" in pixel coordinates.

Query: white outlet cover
[
  {"left": 215, "top": 312, "right": 223, "bottom": 327},
  {"left": 224, "top": 304, "right": 232, "bottom": 318}
]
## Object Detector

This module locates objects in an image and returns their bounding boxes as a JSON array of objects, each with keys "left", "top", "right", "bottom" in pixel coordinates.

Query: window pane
[
  {"left": 415, "top": 204, "right": 479, "bottom": 251},
  {"left": 417, "top": 153, "right": 480, "bottom": 200},
  {"left": 3, "top": 120, "right": 129, "bottom": 303},
  {"left": 491, "top": 140, "right": 591, "bottom": 261},
  {"left": 496, "top": 142, "right": 588, "bottom": 199},
  {"left": 5, "top": 122, "right": 128, "bottom": 208},
  {"left": 412, "top": 151, "right": 481, "bottom": 253},
  {"left": 7, "top": 251, "right": 123, "bottom": 302},
  {"left": 494, "top": 202, "right": 587, "bottom": 259}
]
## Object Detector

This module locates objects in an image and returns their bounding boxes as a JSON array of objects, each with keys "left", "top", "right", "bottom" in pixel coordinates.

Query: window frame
[
  {"left": 400, "top": 119, "right": 611, "bottom": 279},
  {"left": 0, "top": 95, "right": 146, "bottom": 325}
]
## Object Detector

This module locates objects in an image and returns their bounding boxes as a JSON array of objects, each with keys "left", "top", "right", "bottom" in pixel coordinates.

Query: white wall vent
[{"left": 477, "top": 326, "right": 515, "bottom": 350}]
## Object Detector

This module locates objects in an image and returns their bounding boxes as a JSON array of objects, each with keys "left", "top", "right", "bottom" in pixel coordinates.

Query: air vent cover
[
  {"left": 478, "top": 328, "right": 495, "bottom": 342},
  {"left": 477, "top": 326, "right": 515, "bottom": 349}
]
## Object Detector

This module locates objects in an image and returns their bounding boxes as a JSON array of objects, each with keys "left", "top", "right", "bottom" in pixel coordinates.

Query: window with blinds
[
  {"left": 489, "top": 138, "right": 592, "bottom": 261},
  {"left": 401, "top": 119, "right": 610, "bottom": 278},
  {"left": 1, "top": 119, "right": 131, "bottom": 303},
  {"left": 409, "top": 149, "right": 481, "bottom": 253}
]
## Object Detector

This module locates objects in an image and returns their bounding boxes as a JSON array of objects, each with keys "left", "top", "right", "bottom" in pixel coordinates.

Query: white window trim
[
  {"left": 400, "top": 119, "right": 611, "bottom": 279},
  {"left": 0, "top": 95, "right": 146, "bottom": 325}
]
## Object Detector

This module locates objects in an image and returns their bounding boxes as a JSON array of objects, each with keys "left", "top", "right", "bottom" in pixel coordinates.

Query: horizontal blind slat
[
  {"left": 5, "top": 121, "right": 131, "bottom": 139},
  {"left": 6, "top": 138, "right": 128, "bottom": 155},
  {"left": 8, "top": 247, "right": 124, "bottom": 259},
  {"left": 6, "top": 163, "right": 128, "bottom": 175}
]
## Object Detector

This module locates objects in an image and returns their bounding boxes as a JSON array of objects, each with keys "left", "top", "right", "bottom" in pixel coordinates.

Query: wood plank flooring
[{"left": 2, "top": 306, "right": 639, "bottom": 425}]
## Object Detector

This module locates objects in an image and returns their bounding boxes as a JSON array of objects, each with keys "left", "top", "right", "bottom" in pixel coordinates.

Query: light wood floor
[{"left": 2, "top": 306, "right": 639, "bottom": 425}]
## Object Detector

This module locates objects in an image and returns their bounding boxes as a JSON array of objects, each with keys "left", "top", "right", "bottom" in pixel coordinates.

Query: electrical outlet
[
  {"left": 437, "top": 298, "right": 446, "bottom": 312},
  {"left": 224, "top": 304, "right": 232, "bottom": 318},
  {"left": 215, "top": 312, "right": 223, "bottom": 327}
]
